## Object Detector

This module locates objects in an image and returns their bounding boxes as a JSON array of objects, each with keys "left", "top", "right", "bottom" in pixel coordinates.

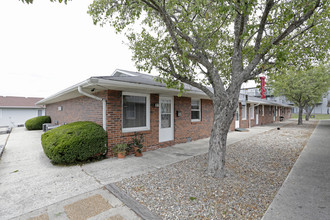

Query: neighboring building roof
[{"left": 0, "top": 96, "right": 45, "bottom": 109}]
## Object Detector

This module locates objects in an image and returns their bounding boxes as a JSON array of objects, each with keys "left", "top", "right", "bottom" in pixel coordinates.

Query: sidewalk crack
[{"left": 80, "top": 166, "right": 103, "bottom": 186}]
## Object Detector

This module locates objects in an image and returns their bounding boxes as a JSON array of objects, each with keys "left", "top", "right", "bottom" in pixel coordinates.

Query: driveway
[{"left": 0, "top": 122, "right": 291, "bottom": 219}]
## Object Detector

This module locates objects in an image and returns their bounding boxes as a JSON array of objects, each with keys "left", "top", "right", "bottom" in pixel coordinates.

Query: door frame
[
  {"left": 256, "top": 106, "right": 259, "bottom": 125},
  {"left": 235, "top": 107, "right": 240, "bottom": 129},
  {"left": 159, "top": 96, "right": 174, "bottom": 143}
]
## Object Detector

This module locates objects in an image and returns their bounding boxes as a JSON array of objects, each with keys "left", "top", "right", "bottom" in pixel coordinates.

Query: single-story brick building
[{"left": 37, "top": 69, "right": 291, "bottom": 156}]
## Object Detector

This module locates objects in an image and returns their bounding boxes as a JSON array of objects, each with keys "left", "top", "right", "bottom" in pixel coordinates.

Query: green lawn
[{"left": 291, "top": 113, "right": 330, "bottom": 120}]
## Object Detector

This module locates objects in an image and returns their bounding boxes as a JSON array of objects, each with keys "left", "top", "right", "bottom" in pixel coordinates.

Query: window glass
[
  {"left": 250, "top": 105, "right": 254, "bottom": 119},
  {"left": 191, "top": 99, "right": 201, "bottom": 121},
  {"left": 38, "top": 110, "right": 42, "bottom": 117},
  {"left": 242, "top": 104, "right": 246, "bottom": 120},
  {"left": 123, "top": 95, "right": 146, "bottom": 128},
  {"left": 161, "top": 100, "right": 171, "bottom": 128}
]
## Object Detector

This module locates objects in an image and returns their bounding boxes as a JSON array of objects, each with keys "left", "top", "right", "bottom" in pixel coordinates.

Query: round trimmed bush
[
  {"left": 25, "top": 116, "right": 51, "bottom": 130},
  {"left": 41, "top": 121, "right": 108, "bottom": 164}
]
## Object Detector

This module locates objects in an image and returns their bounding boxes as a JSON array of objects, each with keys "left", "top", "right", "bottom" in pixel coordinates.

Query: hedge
[
  {"left": 41, "top": 121, "right": 107, "bottom": 164},
  {"left": 25, "top": 116, "right": 51, "bottom": 130}
]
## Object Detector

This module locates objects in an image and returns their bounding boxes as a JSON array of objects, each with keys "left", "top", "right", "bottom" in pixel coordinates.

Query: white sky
[{"left": 0, "top": 0, "right": 137, "bottom": 98}]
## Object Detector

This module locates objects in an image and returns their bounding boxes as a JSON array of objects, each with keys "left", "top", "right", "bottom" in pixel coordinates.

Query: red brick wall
[
  {"left": 45, "top": 91, "right": 106, "bottom": 126},
  {"left": 105, "top": 91, "right": 214, "bottom": 156},
  {"left": 46, "top": 88, "right": 292, "bottom": 157},
  {"left": 231, "top": 104, "right": 291, "bottom": 130},
  {"left": 174, "top": 97, "right": 213, "bottom": 144},
  {"left": 105, "top": 91, "right": 161, "bottom": 156}
]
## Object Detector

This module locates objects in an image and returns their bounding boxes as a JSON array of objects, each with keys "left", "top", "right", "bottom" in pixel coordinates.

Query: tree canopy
[
  {"left": 21, "top": 0, "right": 330, "bottom": 177},
  {"left": 88, "top": 0, "right": 329, "bottom": 94},
  {"left": 270, "top": 65, "right": 330, "bottom": 124}
]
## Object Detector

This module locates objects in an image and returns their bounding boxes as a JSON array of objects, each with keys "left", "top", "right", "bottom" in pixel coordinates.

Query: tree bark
[
  {"left": 207, "top": 94, "right": 238, "bottom": 178},
  {"left": 298, "top": 105, "right": 303, "bottom": 125},
  {"left": 305, "top": 105, "right": 315, "bottom": 121}
]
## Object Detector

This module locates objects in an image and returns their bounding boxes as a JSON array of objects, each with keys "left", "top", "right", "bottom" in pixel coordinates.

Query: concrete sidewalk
[
  {"left": 0, "top": 120, "right": 292, "bottom": 220},
  {"left": 263, "top": 120, "right": 330, "bottom": 220}
]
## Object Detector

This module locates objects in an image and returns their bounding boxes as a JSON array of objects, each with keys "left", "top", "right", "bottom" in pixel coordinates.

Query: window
[
  {"left": 250, "top": 104, "right": 254, "bottom": 119},
  {"left": 276, "top": 107, "right": 278, "bottom": 116},
  {"left": 191, "top": 99, "right": 201, "bottom": 121},
  {"left": 122, "top": 93, "right": 150, "bottom": 132},
  {"left": 242, "top": 104, "right": 247, "bottom": 120},
  {"left": 38, "top": 110, "right": 43, "bottom": 117},
  {"left": 262, "top": 105, "right": 264, "bottom": 116}
]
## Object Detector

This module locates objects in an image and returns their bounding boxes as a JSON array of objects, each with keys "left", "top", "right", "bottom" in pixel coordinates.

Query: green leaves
[{"left": 270, "top": 65, "right": 330, "bottom": 108}]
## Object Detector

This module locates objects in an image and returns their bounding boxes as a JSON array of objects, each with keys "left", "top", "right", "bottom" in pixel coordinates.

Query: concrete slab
[
  {"left": 13, "top": 188, "right": 140, "bottom": 220},
  {"left": 262, "top": 120, "right": 330, "bottom": 220},
  {"left": 0, "top": 128, "right": 102, "bottom": 219},
  {"left": 0, "top": 120, "right": 292, "bottom": 219}
]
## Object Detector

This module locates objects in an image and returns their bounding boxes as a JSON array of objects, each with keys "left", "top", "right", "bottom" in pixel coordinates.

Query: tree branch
[
  {"left": 254, "top": 0, "right": 275, "bottom": 53},
  {"left": 159, "top": 56, "right": 215, "bottom": 99},
  {"left": 272, "top": 0, "right": 321, "bottom": 45}
]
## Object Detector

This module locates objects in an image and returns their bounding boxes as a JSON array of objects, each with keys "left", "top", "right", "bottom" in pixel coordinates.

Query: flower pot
[
  {"left": 117, "top": 152, "right": 126, "bottom": 159},
  {"left": 133, "top": 146, "right": 143, "bottom": 157}
]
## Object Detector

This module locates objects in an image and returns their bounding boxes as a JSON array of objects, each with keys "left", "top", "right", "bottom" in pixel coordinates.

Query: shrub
[
  {"left": 41, "top": 121, "right": 107, "bottom": 164},
  {"left": 25, "top": 116, "right": 51, "bottom": 130}
]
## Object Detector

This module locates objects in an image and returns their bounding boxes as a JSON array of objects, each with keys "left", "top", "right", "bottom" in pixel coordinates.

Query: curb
[{"left": 105, "top": 183, "right": 162, "bottom": 220}]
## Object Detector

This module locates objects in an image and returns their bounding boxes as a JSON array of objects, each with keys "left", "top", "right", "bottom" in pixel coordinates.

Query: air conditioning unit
[{"left": 42, "top": 123, "right": 52, "bottom": 132}]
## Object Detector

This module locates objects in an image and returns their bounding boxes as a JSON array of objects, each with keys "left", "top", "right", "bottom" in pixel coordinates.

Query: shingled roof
[{"left": 0, "top": 96, "right": 44, "bottom": 108}]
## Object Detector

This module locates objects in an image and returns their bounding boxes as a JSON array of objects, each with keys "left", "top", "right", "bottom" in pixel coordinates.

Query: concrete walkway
[
  {"left": 263, "top": 120, "right": 330, "bottom": 220},
  {"left": 0, "top": 120, "right": 291, "bottom": 219}
]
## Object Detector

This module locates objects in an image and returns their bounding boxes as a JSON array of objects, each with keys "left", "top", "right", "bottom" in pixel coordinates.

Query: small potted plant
[
  {"left": 130, "top": 133, "right": 144, "bottom": 157},
  {"left": 112, "top": 143, "right": 128, "bottom": 159}
]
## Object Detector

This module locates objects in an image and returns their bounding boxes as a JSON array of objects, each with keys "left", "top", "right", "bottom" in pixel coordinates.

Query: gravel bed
[{"left": 116, "top": 121, "right": 317, "bottom": 219}]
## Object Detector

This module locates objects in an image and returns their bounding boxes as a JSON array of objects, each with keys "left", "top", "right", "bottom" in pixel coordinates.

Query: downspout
[{"left": 78, "top": 86, "right": 106, "bottom": 131}]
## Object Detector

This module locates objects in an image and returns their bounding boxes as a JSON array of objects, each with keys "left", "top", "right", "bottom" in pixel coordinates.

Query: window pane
[
  {"left": 123, "top": 95, "right": 146, "bottom": 128},
  {"left": 191, "top": 100, "right": 200, "bottom": 110},
  {"left": 161, "top": 114, "right": 171, "bottom": 128},
  {"left": 242, "top": 105, "right": 246, "bottom": 119},
  {"left": 191, "top": 111, "right": 200, "bottom": 120},
  {"left": 161, "top": 101, "right": 171, "bottom": 114}
]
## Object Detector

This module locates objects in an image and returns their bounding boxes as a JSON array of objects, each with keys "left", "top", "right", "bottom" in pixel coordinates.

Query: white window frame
[
  {"left": 276, "top": 106, "right": 278, "bottom": 116},
  {"left": 262, "top": 105, "right": 265, "bottom": 116},
  {"left": 250, "top": 104, "right": 254, "bottom": 119},
  {"left": 191, "top": 99, "right": 201, "bottom": 122},
  {"left": 122, "top": 92, "right": 150, "bottom": 133},
  {"left": 242, "top": 104, "right": 247, "bottom": 120}
]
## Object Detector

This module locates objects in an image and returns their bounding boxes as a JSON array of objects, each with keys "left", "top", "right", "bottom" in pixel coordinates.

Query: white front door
[
  {"left": 159, "top": 97, "right": 174, "bottom": 142},
  {"left": 256, "top": 106, "right": 259, "bottom": 125},
  {"left": 235, "top": 107, "right": 239, "bottom": 129}
]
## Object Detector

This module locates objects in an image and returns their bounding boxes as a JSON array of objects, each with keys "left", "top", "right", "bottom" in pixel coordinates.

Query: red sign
[{"left": 260, "top": 76, "right": 266, "bottom": 99}]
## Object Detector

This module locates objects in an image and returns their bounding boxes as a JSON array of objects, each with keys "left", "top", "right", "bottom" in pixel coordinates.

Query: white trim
[
  {"left": 159, "top": 96, "right": 174, "bottom": 142},
  {"left": 122, "top": 92, "right": 150, "bottom": 133},
  {"left": 262, "top": 105, "right": 265, "bottom": 116},
  {"left": 191, "top": 99, "right": 201, "bottom": 122},
  {"left": 111, "top": 69, "right": 137, "bottom": 77},
  {"left": 242, "top": 104, "right": 247, "bottom": 120},
  {"left": 250, "top": 104, "right": 254, "bottom": 119}
]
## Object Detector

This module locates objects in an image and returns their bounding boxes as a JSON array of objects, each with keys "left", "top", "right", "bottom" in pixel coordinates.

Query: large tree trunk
[
  {"left": 207, "top": 94, "right": 238, "bottom": 178},
  {"left": 298, "top": 105, "right": 304, "bottom": 125},
  {"left": 305, "top": 105, "right": 315, "bottom": 121}
]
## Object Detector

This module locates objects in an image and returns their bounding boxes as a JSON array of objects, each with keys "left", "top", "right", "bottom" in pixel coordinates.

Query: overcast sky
[
  {"left": 0, "top": 0, "right": 257, "bottom": 99},
  {"left": 0, "top": 0, "right": 137, "bottom": 98}
]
